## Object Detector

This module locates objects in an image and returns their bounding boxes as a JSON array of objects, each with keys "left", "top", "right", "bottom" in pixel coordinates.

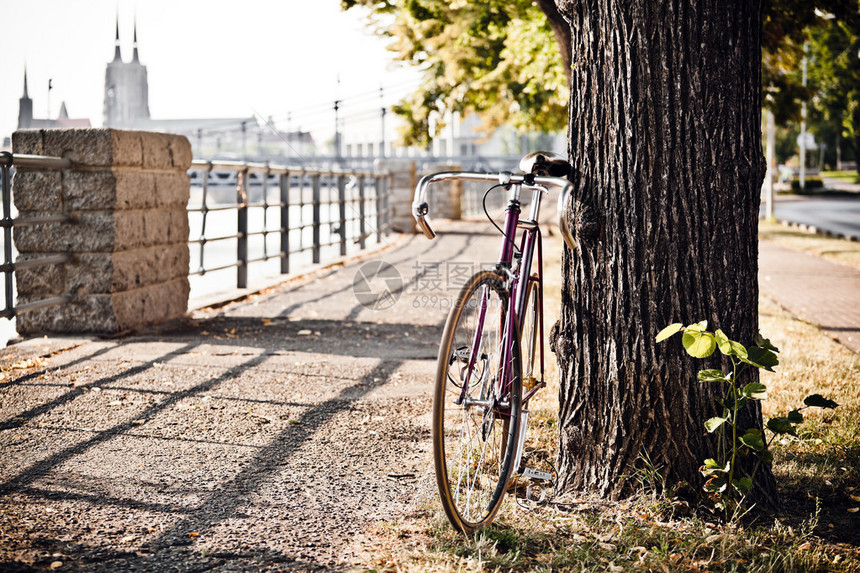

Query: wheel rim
[{"left": 437, "top": 275, "right": 518, "bottom": 529}]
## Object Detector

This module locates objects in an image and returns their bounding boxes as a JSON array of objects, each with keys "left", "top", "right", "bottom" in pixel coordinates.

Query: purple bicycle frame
[{"left": 457, "top": 198, "right": 543, "bottom": 408}]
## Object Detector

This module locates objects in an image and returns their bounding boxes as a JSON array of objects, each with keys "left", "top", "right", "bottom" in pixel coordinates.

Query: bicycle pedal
[{"left": 521, "top": 467, "right": 553, "bottom": 482}]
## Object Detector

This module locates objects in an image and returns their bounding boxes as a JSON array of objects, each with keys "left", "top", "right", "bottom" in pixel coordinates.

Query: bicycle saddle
[{"left": 519, "top": 151, "right": 571, "bottom": 178}]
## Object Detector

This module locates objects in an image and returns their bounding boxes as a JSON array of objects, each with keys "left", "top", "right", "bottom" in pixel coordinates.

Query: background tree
[
  {"left": 342, "top": 0, "right": 569, "bottom": 145},
  {"left": 761, "top": 0, "right": 820, "bottom": 125},
  {"left": 808, "top": 10, "right": 860, "bottom": 173},
  {"left": 548, "top": 0, "right": 778, "bottom": 504}
]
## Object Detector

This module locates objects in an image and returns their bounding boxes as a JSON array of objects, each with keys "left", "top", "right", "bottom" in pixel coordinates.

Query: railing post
[
  {"left": 280, "top": 172, "right": 290, "bottom": 274},
  {"left": 338, "top": 174, "right": 347, "bottom": 257},
  {"left": 237, "top": 167, "right": 248, "bottom": 289},
  {"left": 383, "top": 173, "right": 391, "bottom": 234},
  {"left": 1, "top": 155, "right": 13, "bottom": 315},
  {"left": 312, "top": 173, "right": 321, "bottom": 264},
  {"left": 375, "top": 175, "right": 384, "bottom": 243},
  {"left": 358, "top": 175, "right": 366, "bottom": 250}
]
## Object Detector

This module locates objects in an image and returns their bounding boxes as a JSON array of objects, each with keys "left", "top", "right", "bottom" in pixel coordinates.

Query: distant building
[
  {"left": 102, "top": 19, "right": 316, "bottom": 159},
  {"left": 103, "top": 19, "right": 150, "bottom": 128},
  {"left": 17, "top": 69, "right": 91, "bottom": 130}
]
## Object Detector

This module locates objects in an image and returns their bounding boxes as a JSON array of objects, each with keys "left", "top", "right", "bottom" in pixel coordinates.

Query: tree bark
[{"left": 551, "top": 0, "right": 778, "bottom": 506}]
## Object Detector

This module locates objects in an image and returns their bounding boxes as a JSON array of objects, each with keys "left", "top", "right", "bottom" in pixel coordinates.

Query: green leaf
[
  {"left": 701, "top": 459, "right": 731, "bottom": 476},
  {"left": 740, "top": 428, "right": 765, "bottom": 451},
  {"left": 682, "top": 329, "right": 717, "bottom": 358},
  {"left": 656, "top": 323, "right": 684, "bottom": 342},
  {"left": 756, "top": 449, "right": 774, "bottom": 465},
  {"left": 698, "top": 369, "right": 728, "bottom": 383},
  {"left": 787, "top": 409, "right": 804, "bottom": 424},
  {"left": 803, "top": 394, "right": 839, "bottom": 409},
  {"left": 722, "top": 394, "right": 749, "bottom": 411},
  {"left": 741, "top": 382, "right": 768, "bottom": 400},
  {"left": 686, "top": 321, "right": 707, "bottom": 332},
  {"left": 734, "top": 477, "right": 753, "bottom": 495},
  {"left": 714, "top": 329, "right": 748, "bottom": 358},
  {"left": 742, "top": 346, "right": 780, "bottom": 372},
  {"left": 767, "top": 417, "right": 796, "bottom": 435},
  {"left": 754, "top": 332, "right": 780, "bottom": 353},
  {"left": 703, "top": 458, "right": 722, "bottom": 470},
  {"left": 705, "top": 417, "right": 728, "bottom": 433},
  {"left": 715, "top": 329, "right": 730, "bottom": 352}
]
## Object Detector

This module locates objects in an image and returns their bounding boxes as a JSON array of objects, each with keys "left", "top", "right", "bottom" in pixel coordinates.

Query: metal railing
[
  {"left": 0, "top": 152, "right": 74, "bottom": 320},
  {"left": 188, "top": 160, "right": 391, "bottom": 289},
  {"left": 0, "top": 152, "right": 391, "bottom": 326}
]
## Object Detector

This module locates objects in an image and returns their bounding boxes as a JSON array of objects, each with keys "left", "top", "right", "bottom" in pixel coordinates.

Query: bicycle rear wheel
[{"left": 433, "top": 270, "right": 522, "bottom": 533}]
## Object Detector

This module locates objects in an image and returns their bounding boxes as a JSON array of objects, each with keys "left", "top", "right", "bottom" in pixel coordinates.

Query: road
[{"left": 766, "top": 195, "right": 860, "bottom": 239}]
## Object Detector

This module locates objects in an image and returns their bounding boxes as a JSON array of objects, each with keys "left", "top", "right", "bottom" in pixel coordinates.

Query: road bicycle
[{"left": 412, "top": 152, "right": 576, "bottom": 533}]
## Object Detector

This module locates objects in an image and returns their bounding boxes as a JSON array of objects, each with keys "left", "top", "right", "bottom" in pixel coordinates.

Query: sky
[{"left": 1, "top": 0, "right": 421, "bottom": 143}]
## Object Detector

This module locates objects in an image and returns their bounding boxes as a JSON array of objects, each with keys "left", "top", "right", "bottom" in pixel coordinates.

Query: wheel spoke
[{"left": 433, "top": 271, "right": 522, "bottom": 533}]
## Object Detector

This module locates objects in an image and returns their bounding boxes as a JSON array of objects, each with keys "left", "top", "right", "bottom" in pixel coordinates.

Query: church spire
[
  {"left": 113, "top": 15, "right": 122, "bottom": 62},
  {"left": 132, "top": 17, "right": 139, "bottom": 62},
  {"left": 22, "top": 66, "right": 29, "bottom": 99}
]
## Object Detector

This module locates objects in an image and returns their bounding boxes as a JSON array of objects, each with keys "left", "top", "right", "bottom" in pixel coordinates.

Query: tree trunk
[{"left": 551, "top": 0, "right": 778, "bottom": 505}]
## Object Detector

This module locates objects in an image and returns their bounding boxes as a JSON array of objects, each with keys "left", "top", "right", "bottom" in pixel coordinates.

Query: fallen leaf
[
  {"left": 50, "top": 562, "right": 62, "bottom": 570},
  {"left": 297, "top": 330, "right": 312, "bottom": 336},
  {"left": 849, "top": 494, "right": 860, "bottom": 502},
  {"left": 188, "top": 532, "right": 199, "bottom": 537},
  {"left": 848, "top": 507, "right": 859, "bottom": 513}
]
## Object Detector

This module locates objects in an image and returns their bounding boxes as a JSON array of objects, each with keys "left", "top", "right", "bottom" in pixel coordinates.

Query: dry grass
[{"left": 356, "top": 228, "right": 860, "bottom": 572}]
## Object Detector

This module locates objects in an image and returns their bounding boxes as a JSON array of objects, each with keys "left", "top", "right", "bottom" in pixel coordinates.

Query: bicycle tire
[{"left": 432, "top": 270, "right": 523, "bottom": 533}]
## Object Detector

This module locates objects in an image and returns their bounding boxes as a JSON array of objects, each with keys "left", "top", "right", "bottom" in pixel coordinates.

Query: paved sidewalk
[
  {"left": 1, "top": 219, "right": 857, "bottom": 571},
  {"left": 759, "top": 240, "right": 860, "bottom": 353},
  {"left": 0, "top": 219, "right": 502, "bottom": 572}
]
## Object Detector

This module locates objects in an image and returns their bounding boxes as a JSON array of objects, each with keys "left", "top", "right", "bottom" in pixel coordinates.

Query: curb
[{"left": 773, "top": 218, "right": 860, "bottom": 243}]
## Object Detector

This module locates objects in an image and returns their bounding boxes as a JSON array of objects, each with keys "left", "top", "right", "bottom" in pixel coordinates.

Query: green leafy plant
[{"left": 656, "top": 321, "right": 838, "bottom": 518}]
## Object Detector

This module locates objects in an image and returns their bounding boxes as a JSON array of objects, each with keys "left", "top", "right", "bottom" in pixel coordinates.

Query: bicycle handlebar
[{"left": 412, "top": 171, "right": 576, "bottom": 251}]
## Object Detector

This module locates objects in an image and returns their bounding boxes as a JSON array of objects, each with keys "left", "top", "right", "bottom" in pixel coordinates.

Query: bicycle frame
[{"left": 457, "top": 182, "right": 547, "bottom": 413}]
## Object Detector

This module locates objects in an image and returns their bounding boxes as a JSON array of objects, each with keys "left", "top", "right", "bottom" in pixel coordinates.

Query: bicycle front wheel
[{"left": 433, "top": 270, "right": 522, "bottom": 533}]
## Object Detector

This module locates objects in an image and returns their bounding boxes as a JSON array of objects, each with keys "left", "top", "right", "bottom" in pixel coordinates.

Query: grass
[
  {"left": 356, "top": 227, "right": 860, "bottom": 572},
  {"left": 821, "top": 171, "right": 860, "bottom": 184}
]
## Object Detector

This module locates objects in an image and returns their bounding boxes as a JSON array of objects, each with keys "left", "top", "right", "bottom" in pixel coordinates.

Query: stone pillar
[
  {"left": 11, "top": 128, "right": 191, "bottom": 334},
  {"left": 423, "top": 162, "right": 462, "bottom": 221},
  {"left": 375, "top": 158, "right": 417, "bottom": 233}
]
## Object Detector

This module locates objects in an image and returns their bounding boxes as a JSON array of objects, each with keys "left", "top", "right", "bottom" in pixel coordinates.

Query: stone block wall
[
  {"left": 11, "top": 128, "right": 191, "bottom": 334},
  {"left": 374, "top": 158, "right": 417, "bottom": 234},
  {"left": 423, "top": 162, "right": 462, "bottom": 221},
  {"left": 375, "top": 159, "right": 467, "bottom": 234}
]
